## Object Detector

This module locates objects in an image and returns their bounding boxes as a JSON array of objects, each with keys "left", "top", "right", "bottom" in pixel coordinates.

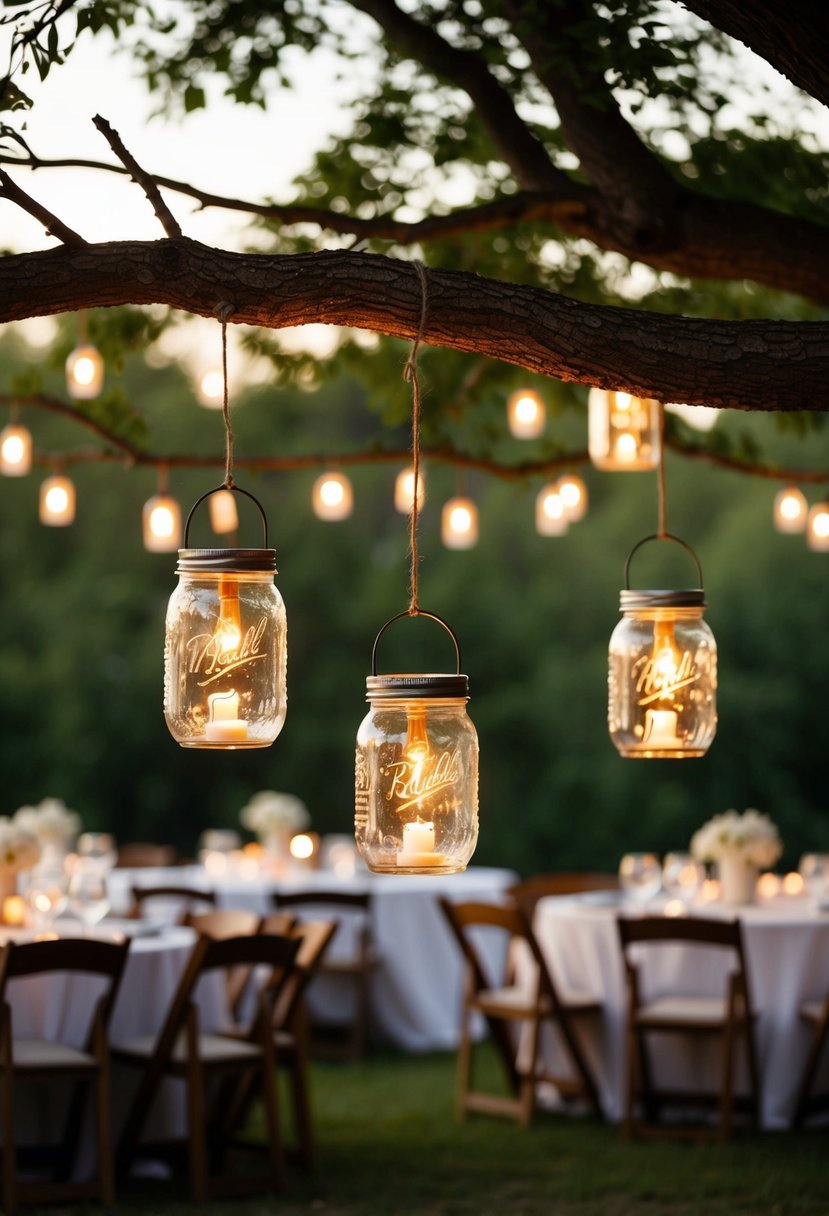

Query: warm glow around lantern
[
  {"left": 66, "top": 344, "right": 104, "bottom": 400},
  {"left": 0, "top": 423, "right": 32, "bottom": 476},
  {"left": 441, "top": 497, "right": 478, "bottom": 549},
  {"left": 773, "top": 486, "right": 808, "bottom": 534},
  {"left": 588, "top": 387, "right": 660, "bottom": 470},
  {"left": 39, "top": 474, "right": 75, "bottom": 525},
  {"left": 535, "top": 484, "right": 568, "bottom": 536},
  {"left": 807, "top": 502, "right": 829, "bottom": 551},
  {"left": 557, "top": 473, "right": 588, "bottom": 521},
  {"left": 507, "top": 389, "right": 545, "bottom": 439},
  {"left": 312, "top": 471, "right": 354, "bottom": 520},
  {"left": 394, "top": 466, "right": 426, "bottom": 513},
  {"left": 197, "top": 368, "right": 225, "bottom": 408},
  {"left": 143, "top": 493, "right": 182, "bottom": 552},
  {"left": 209, "top": 489, "right": 239, "bottom": 534}
]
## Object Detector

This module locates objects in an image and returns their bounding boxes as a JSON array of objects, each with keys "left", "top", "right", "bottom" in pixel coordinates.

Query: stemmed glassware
[
  {"left": 76, "top": 833, "right": 117, "bottom": 873},
  {"left": 618, "top": 852, "right": 662, "bottom": 906},
  {"left": 662, "top": 851, "right": 704, "bottom": 906},
  {"left": 798, "top": 854, "right": 829, "bottom": 905},
  {"left": 67, "top": 869, "right": 110, "bottom": 935},
  {"left": 22, "top": 861, "right": 69, "bottom": 934}
]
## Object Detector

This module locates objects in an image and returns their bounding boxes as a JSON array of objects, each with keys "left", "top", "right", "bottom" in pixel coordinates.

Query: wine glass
[
  {"left": 67, "top": 870, "right": 110, "bottom": 935},
  {"left": 798, "top": 853, "right": 829, "bottom": 904},
  {"left": 662, "top": 852, "right": 704, "bottom": 906},
  {"left": 76, "top": 833, "right": 118, "bottom": 873},
  {"left": 619, "top": 852, "right": 662, "bottom": 906},
  {"left": 22, "top": 861, "right": 69, "bottom": 933}
]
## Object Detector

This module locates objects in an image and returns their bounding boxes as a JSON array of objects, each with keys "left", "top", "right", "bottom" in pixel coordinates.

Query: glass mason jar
[
  {"left": 588, "top": 387, "right": 661, "bottom": 471},
  {"left": 355, "top": 613, "right": 478, "bottom": 874},
  {"left": 164, "top": 548, "right": 287, "bottom": 749},
  {"left": 608, "top": 590, "right": 717, "bottom": 758}
]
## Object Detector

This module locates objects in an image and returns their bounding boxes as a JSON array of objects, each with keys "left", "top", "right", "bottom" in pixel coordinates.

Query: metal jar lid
[
  {"left": 366, "top": 673, "right": 469, "bottom": 700},
  {"left": 620, "top": 588, "right": 706, "bottom": 611},
  {"left": 177, "top": 548, "right": 277, "bottom": 574}
]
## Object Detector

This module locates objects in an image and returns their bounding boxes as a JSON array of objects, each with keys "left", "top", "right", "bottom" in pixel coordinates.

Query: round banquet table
[
  {"left": 108, "top": 863, "right": 518, "bottom": 1051},
  {"left": 531, "top": 892, "right": 829, "bottom": 1129}
]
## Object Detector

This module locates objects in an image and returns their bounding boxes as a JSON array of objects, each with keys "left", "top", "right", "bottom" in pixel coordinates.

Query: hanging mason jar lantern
[
  {"left": 608, "top": 535, "right": 717, "bottom": 759},
  {"left": 0, "top": 421, "right": 32, "bottom": 477},
  {"left": 773, "top": 486, "right": 808, "bottom": 534},
  {"left": 355, "top": 611, "right": 478, "bottom": 874},
  {"left": 588, "top": 388, "right": 661, "bottom": 471},
  {"left": 163, "top": 485, "right": 287, "bottom": 749}
]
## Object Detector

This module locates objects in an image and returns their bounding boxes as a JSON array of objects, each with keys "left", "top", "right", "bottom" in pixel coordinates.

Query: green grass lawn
[{"left": 36, "top": 1049, "right": 829, "bottom": 1216}]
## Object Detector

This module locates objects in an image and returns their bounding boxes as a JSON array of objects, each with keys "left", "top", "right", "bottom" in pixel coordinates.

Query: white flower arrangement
[
  {"left": 14, "top": 797, "right": 81, "bottom": 846},
  {"left": 240, "top": 791, "right": 310, "bottom": 840},
  {"left": 0, "top": 816, "right": 41, "bottom": 872},
  {"left": 690, "top": 808, "right": 782, "bottom": 869}
]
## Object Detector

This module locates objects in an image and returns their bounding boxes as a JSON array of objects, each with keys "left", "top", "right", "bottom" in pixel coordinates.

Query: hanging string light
[
  {"left": 806, "top": 501, "right": 829, "bottom": 552},
  {"left": 355, "top": 262, "right": 479, "bottom": 875},
  {"left": 142, "top": 467, "right": 182, "bottom": 552},
  {"left": 163, "top": 306, "right": 287, "bottom": 750},
  {"left": 588, "top": 388, "right": 661, "bottom": 470},
  {"left": 312, "top": 471, "right": 354, "bottom": 521},
  {"left": 441, "top": 496, "right": 478, "bottom": 549},
  {"left": 196, "top": 368, "right": 225, "bottom": 409},
  {"left": 773, "top": 486, "right": 808, "bottom": 534},
  {"left": 608, "top": 404, "right": 717, "bottom": 759},
  {"left": 0, "top": 411, "right": 32, "bottom": 477},
  {"left": 209, "top": 487, "right": 240, "bottom": 534},
  {"left": 507, "top": 388, "right": 546, "bottom": 439},
  {"left": 65, "top": 311, "right": 104, "bottom": 401},
  {"left": 535, "top": 483, "right": 568, "bottom": 536},
  {"left": 394, "top": 464, "right": 426, "bottom": 514},
  {"left": 39, "top": 469, "right": 75, "bottom": 526},
  {"left": 557, "top": 472, "right": 588, "bottom": 522}
]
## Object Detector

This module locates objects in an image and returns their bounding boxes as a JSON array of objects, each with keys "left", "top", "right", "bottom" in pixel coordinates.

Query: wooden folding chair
[
  {"left": 221, "top": 917, "right": 338, "bottom": 1170},
  {"left": 438, "top": 897, "right": 601, "bottom": 1127},
  {"left": 792, "top": 990, "right": 829, "bottom": 1126},
  {"left": 0, "top": 937, "right": 130, "bottom": 1215},
  {"left": 113, "top": 932, "right": 300, "bottom": 1202},
  {"left": 271, "top": 891, "right": 378, "bottom": 1060},
  {"left": 117, "top": 843, "right": 178, "bottom": 868},
  {"left": 509, "top": 872, "right": 619, "bottom": 917},
  {"left": 617, "top": 916, "right": 760, "bottom": 1142},
  {"left": 129, "top": 885, "right": 217, "bottom": 923}
]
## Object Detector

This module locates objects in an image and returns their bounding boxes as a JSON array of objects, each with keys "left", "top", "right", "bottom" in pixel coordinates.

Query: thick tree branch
[
  {"left": 92, "top": 115, "right": 182, "bottom": 239},
  {"left": 0, "top": 168, "right": 86, "bottom": 246},
  {"left": 2, "top": 242, "right": 829, "bottom": 415},
  {"left": 682, "top": 0, "right": 829, "bottom": 111}
]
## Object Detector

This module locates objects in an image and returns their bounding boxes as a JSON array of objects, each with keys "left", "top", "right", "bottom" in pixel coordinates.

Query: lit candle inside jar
[
  {"left": 205, "top": 690, "right": 248, "bottom": 742},
  {"left": 642, "top": 709, "right": 682, "bottom": 748},
  {"left": 397, "top": 820, "right": 445, "bottom": 868},
  {"left": 2, "top": 895, "right": 27, "bottom": 926}
]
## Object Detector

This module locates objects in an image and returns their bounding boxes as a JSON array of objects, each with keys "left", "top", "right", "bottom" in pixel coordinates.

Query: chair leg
[
  {"left": 622, "top": 1019, "right": 638, "bottom": 1139},
  {"left": 290, "top": 1022, "right": 315, "bottom": 1169},
  {"left": 186, "top": 1061, "right": 209, "bottom": 1203},
  {"left": 792, "top": 1014, "right": 827, "bottom": 1128},
  {"left": 719, "top": 1020, "right": 736, "bottom": 1143},
  {"left": 260, "top": 1040, "right": 286, "bottom": 1193},
  {"left": 456, "top": 1006, "right": 474, "bottom": 1121},
  {"left": 98, "top": 1060, "right": 116, "bottom": 1206},
  {"left": 0, "top": 1066, "right": 17, "bottom": 1216},
  {"left": 518, "top": 1016, "right": 541, "bottom": 1128}
]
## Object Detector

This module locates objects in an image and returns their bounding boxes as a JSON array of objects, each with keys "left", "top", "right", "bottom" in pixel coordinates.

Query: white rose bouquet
[
  {"left": 240, "top": 791, "right": 310, "bottom": 841},
  {"left": 14, "top": 797, "right": 81, "bottom": 847},
  {"left": 0, "top": 816, "right": 41, "bottom": 872},
  {"left": 691, "top": 808, "right": 782, "bottom": 869}
]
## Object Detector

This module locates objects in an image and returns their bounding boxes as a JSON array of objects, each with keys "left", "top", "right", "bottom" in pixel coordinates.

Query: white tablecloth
[
  {"left": 108, "top": 864, "right": 518, "bottom": 1051},
  {"left": 532, "top": 893, "right": 829, "bottom": 1129}
]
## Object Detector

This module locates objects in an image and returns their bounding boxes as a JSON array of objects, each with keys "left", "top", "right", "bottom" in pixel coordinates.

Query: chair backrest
[
  {"left": 509, "top": 872, "right": 618, "bottom": 916},
  {"left": 272, "top": 890, "right": 372, "bottom": 959},
  {"left": 129, "top": 885, "right": 217, "bottom": 922},
  {"left": 117, "top": 843, "right": 178, "bottom": 868},
  {"left": 0, "top": 937, "right": 130, "bottom": 1049},
  {"left": 186, "top": 909, "right": 262, "bottom": 939},
  {"left": 617, "top": 915, "right": 751, "bottom": 1003},
  {"left": 273, "top": 891, "right": 371, "bottom": 913},
  {"left": 439, "top": 897, "right": 562, "bottom": 1007}
]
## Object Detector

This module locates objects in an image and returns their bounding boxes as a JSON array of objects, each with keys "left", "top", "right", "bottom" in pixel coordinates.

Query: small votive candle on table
[
  {"left": 2, "top": 895, "right": 27, "bottom": 926},
  {"left": 397, "top": 820, "right": 445, "bottom": 868},
  {"left": 205, "top": 689, "right": 248, "bottom": 742}
]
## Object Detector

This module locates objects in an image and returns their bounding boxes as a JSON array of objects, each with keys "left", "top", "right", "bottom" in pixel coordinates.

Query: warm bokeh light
[
  {"left": 773, "top": 486, "right": 808, "bottom": 534},
  {"left": 507, "top": 389, "right": 545, "bottom": 439},
  {"left": 0, "top": 423, "right": 32, "bottom": 476},
  {"left": 312, "top": 471, "right": 354, "bottom": 520},
  {"left": 66, "top": 344, "right": 104, "bottom": 399},
  {"left": 557, "top": 473, "right": 588, "bottom": 521},
  {"left": 588, "top": 387, "right": 661, "bottom": 471},
  {"left": 535, "top": 484, "right": 568, "bottom": 536},
  {"left": 142, "top": 493, "right": 182, "bottom": 552},
  {"left": 39, "top": 474, "right": 75, "bottom": 526},
  {"left": 290, "top": 832, "right": 315, "bottom": 861},
  {"left": 196, "top": 368, "right": 225, "bottom": 408},
  {"left": 757, "top": 872, "right": 781, "bottom": 900},
  {"left": 209, "top": 488, "right": 239, "bottom": 534},
  {"left": 806, "top": 502, "right": 829, "bottom": 551},
  {"left": 441, "top": 497, "right": 478, "bottom": 549},
  {"left": 394, "top": 465, "right": 426, "bottom": 513},
  {"left": 782, "top": 871, "right": 805, "bottom": 896}
]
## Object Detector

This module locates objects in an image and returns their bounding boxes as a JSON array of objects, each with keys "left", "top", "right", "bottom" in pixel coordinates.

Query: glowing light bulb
[
  {"left": 507, "top": 389, "right": 545, "bottom": 439},
  {"left": 394, "top": 466, "right": 426, "bottom": 513},
  {"left": 290, "top": 833, "right": 315, "bottom": 861},
  {"left": 216, "top": 574, "right": 242, "bottom": 654},
  {"left": 312, "top": 471, "right": 354, "bottom": 520},
  {"left": 66, "top": 344, "right": 104, "bottom": 400},
  {"left": 773, "top": 487, "right": 807, "bottom": 534},
  {"left": 807, "top": 502, "right": 829, "bottom": 551},
  {"left": 0, "top": 423, "right": 32, "bottom": 476},
  {"left": 196, "top": 369, "right": 224, "bottom": 408},
  {"left": 39, "top": 474, "right": 75, "bottom": 526},
  {"left": 614, "top": 432, "right": 638, "bottom": 462},
  {"left": 535, "top": 484, "right": 568, "bottom": 536},
  {"left": 557, "top": 474, "right": 588, "bottom": 521},
  {"left": 209, "top": 489, "right": 239, "bottom": 534},
  {"left": 441, "top": 497, "right": 478, "bottom": 549},
  {"left": 143, "top": 493, "right": 182, "bottom": 552}
]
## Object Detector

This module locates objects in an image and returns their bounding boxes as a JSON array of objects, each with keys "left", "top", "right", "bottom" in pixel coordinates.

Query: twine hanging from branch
[
  {"left": 215, "top": 302, "right": 236, "bottom": 489},
  {"left": 656, "top": 401, "right": 667, "bottom": 538},
  {"left": 403, "top": 260, "right": 429, "bottom": 615}
]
